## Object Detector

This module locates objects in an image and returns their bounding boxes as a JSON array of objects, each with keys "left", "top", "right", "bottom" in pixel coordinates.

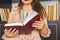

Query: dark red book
[{"left": 4, "top": 11, "right": 40, "bottom": 34}]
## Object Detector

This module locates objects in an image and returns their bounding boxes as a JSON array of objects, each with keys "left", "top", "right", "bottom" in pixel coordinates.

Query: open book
[{"left": 4, "top": 10, "right": 38, "bottom": 27}]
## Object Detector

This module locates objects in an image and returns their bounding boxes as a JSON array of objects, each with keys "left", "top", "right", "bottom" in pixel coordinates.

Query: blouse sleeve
[
  {"left": 7, "top": 8, "right": 15, "bottom": 23},
  {"left": 41, "top": 28, "right": 51, "bottom": 38},
  {"left": 40, "top": 18, "right": 51, "bottom": 38}
]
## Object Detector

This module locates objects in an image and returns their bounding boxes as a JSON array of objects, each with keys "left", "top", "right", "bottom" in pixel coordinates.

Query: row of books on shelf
[
  {"left": 43, "top": 1, "right": 59, "bottom": 21},
  {"left": 0, "top": 8, "right": 10, "bottom": 21}
]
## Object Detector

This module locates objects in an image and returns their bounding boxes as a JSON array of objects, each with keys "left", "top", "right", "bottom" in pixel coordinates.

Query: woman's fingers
[
  {"left": 8, "top": 28, "right": 12, "bottom": 33},
  {"left": 11, "top": 30, "right": 19, "bottom": 37},
  {"left": 4, "top": 28, "right": 12, "bottom": 34},
  {"left": 32, "top": 23, "right": 41, "bottom": 26},
  {"left": 3, "top": 28, "right": 12, "bottom": 38},
  {"left": 4, "top": 29, "right": 7, "bottom": 32},
  {"left": 35, "top": 20, "right": 44, "bottom": 25},
  {"left": 32, "top": 23, "right": 43, "bottom": 29},
  {"left": 32, "top": 21, "right": 44, "bottom": 27},
  {"left": 13, "top": 30, "right": 19, "bottom": 35},
  {"left": 13, "top": 30, "right": 19, "bottom": 34},
  {"left": 4, "top": 28, "right": 19, "bottom": 38},
  {"left": 10, "top": 29, "right": 16, "bottom": 34},
  {"left": 32, "top": 20, "right": 45, "bottom": 29}
]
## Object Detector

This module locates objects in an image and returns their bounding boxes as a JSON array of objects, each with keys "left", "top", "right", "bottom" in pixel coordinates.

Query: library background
[{"left": 0, "top": 0, "right": 60, "bottom": 40}]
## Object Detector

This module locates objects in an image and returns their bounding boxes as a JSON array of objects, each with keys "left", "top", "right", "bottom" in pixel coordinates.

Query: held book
[{"left": 4, "top": 11, "right": 39, "bottom": 34}]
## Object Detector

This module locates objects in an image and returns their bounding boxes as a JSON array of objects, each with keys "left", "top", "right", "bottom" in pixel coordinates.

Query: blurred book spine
[
  {"left": 0, "top": 8, "right": 10, "bottom": 21},
  {"left": 43, "top": 1, "right": 59, "bottom": 21}
]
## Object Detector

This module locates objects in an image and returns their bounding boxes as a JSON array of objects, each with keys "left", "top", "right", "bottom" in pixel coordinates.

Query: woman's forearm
[{"left": 41, "top": 24, "right": 51, "bottom": 38}]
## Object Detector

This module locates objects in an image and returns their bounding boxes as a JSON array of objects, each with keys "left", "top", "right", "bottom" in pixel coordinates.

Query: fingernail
[
  {"left": 35, "top": 21, "right": 37, "bottom": 22},
  {"left": 33, "top": 23, "right": 35, "bottom": 25},
  {"left": 32, "top": 25, "right": 33, "bottom": 26},
  {"left": 10, "top": 28, "right": 11, "bottom": 29},
  {"left": 10, "top": 28, "right": 12, "bottom": 29},
  {"left": 5, "top": 29, "right": 7, "bottom": 31},
  {"left": 32, "top": 25, "right": 34, "bottom": 27},
  {"left": 17, "top": 30, "right": 19, "bottom": 32},
  {"left": 14, "top": 29, "right": 16, "bottom": 30}
]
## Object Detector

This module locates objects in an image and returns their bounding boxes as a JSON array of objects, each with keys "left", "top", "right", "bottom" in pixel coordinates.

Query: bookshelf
[
  {"left": 0, "top": 0, "right": 12, "bottom": 8},
  {"left": 12, "top": 1, "right": 59, "bottom": 21},
  {"left": 0, "top": 0, "right": 59, "bottom": 21},
  {"left": 41, "top": 1, "right": 59, "bottom": 21},
  {"left": 0, "top": 0, "right": 11, "bottom": 4}
]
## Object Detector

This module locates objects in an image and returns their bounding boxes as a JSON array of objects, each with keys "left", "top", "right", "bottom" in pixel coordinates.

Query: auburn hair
[{"left": 18, "top": 0, "right": 47, "bottom": 19}]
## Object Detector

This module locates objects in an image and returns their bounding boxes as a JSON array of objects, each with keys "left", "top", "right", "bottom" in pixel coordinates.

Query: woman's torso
[{"left": 6, "top": 7, "right": 40, "bottom": 34}]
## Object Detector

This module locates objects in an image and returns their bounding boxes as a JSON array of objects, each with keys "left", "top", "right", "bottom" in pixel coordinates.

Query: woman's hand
[
  {"left": 4, "top": 28, "right": 19, "bottom": 38},
  {"left": 32, "top": 19, "right": 45, "bottom": 29}
]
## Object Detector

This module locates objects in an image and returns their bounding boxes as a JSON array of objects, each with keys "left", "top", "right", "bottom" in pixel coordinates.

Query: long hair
[{"left": 18, "top": 0, "right": 47, "bottom": 19}]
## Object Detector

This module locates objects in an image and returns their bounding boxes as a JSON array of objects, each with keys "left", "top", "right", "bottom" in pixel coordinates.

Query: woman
[{"left": 2, "top": 0, "right": 51, "bottom": 40}]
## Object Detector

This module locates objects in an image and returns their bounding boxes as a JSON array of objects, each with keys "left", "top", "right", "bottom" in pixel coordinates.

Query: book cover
[{"left": 4, "top": 10, "right": 40, "bottom": 34}]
